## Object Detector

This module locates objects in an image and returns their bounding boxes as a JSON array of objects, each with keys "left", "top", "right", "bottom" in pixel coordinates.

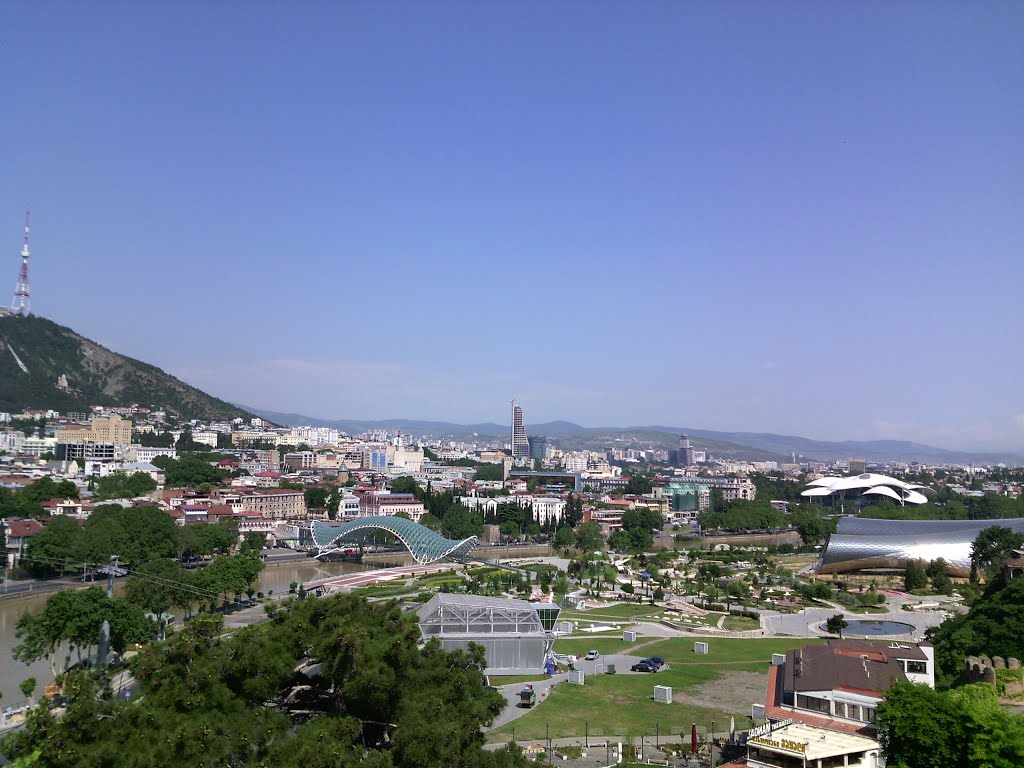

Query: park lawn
[
  {"left": 553, "top": 637, "right": 642, "bottom": 657},
  {"left": 639, "top": 637, "right": 825, "bottom": 666},
  {"left": 721, "top": 615, "right": 760, "bottom": 631},
  {"left": 491, "top": 665, "right": 736, "bottom": 741}
]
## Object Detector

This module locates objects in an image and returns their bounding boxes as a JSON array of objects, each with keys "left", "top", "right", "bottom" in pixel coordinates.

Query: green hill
[{"left": 0, "top": 314, "right": 251, "bottom": 420}]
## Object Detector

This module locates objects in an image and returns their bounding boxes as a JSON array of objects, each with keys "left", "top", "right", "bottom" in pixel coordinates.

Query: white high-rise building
[{"left": 510, "top": 401, "right": 529, "bottom": 459}]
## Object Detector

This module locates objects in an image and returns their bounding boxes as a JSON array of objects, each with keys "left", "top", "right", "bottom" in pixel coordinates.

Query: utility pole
[{"left": 98, "top": 555, "right": 118, "bottom": 664}]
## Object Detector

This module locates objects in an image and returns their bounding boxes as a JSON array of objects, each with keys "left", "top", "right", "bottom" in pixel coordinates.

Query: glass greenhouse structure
[{"left": 416, "top": 593, "right": 559, "bottom": 674}]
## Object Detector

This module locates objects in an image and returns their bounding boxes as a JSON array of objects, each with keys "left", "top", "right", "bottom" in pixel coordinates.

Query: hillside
[{"left": 0, "top": 315, "right": 251, "bottom": 420}]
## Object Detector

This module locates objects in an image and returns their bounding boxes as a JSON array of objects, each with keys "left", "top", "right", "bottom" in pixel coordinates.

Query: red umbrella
[{"left": 691, "top": 723, "right": 698, "bottom": 754}]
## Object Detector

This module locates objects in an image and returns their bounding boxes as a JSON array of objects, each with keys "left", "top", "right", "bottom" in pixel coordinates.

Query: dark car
[
  {"left": 631, "top": 661, "right": 656, "bottom": 673},
  {"left": 646, "top": 657, "right": 665, "bottom": 669}
]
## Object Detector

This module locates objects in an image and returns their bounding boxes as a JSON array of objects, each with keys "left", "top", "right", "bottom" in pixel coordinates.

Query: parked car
[
  {"left": 584, "top": 650, "right": 601, "bottom": 661},
  {"left": 631, "top": 661, "right": 657, "bottom": 673},
  {"left": 646, "top": 657, "right": 665, "bottom": 669}
]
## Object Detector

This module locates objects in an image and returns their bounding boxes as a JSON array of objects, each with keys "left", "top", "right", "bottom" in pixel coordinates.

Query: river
[{"left": 0, "top": 558, "right": 374, "bottom": 707}]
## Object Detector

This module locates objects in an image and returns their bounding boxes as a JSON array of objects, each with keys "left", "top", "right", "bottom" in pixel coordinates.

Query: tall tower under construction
[
  {"left": 9, "top": 210, "right": 31, "bottom": 317},
  {"left": 510, "top": 401, "right": 529, "bottom": 459}
]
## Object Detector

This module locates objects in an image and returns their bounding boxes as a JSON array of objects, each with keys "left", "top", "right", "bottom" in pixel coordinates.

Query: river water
[{"left": 0, "top": 559, "right": 372, "bottom": 707}]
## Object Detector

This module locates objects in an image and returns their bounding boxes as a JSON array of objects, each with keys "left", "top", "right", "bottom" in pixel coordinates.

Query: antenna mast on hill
[{"left": 10, "top": 209, "right": 31, "bottom": 316}]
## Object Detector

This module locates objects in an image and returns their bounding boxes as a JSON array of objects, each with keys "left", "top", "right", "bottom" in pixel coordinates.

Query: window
[
  {"left": 796, "top": 694, "right": 830, "bottom": 714},
  {"left": 905, "top": 660, "right": 927, "bottom": 675},
  {"left": 847, "top": 704, "right": 862, "bottom": 721},
  {"left": 834, "top": 701, "right": 847, "bottom": 718}
]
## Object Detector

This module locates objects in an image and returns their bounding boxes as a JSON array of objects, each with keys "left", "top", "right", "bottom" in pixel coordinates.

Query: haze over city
[{"left": 2, "top": 3, "right": 1022, "bottom": 450}]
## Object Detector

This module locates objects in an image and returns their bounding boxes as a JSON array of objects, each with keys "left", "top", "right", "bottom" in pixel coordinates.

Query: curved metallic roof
[
  {"left": 819, "top": 516, "right": 1024, "bottom": 575},
  {"left": 310, "top": 516, "right": 477, "bottom": 565}
]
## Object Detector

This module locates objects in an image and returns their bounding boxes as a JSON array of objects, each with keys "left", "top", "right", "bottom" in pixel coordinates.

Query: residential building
[
  {"left": 55, "top": 414, "right": 132, "bottom": 446},
  {"left": 218, "top": 489, "right": 307, "bottom": 519},
  {"left": 357, "top": 490, "right": 425, "bottom": 522},
  {"left": 3, "top": 517, "right": 44, "bottom": 568}
]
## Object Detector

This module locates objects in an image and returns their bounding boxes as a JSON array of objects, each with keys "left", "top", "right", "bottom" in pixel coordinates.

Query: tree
[
  {"left": 877, "top": 680, "right": 1024, "bottom": 768},
  {"left": 825, "top": 614, "right": 848, "bottom": 638},
  {"left": 19, "top": 677, "right": 36, "bottom": 702},
  {"left": 440, "top": 504, "right": 482, "bottom": 540},
  {"left": 390, "top": 476, "right": 420, "bottom": 496},
  {"left": 624, "top": 475, "right": 653, "bottom": 496},
  {"left": 789, "top": 507, "right": 837, "bottom": 546},
  {"left": 473, "top": 463, "right": 504, "bottom": 482},
  {"left": 925, "top": 558, "right": 953, "bottom": 595},
  {"left": 574, "top": 521, "right": 603, "bottom": 552},
  {"left": 304, "top": 487, "right": 328, "bottom": 510},
  {"left": 904, "top": 559, "right": 928, "bottom": 591},
  {"left": 620, "top": 583, "right": 634, "bottom": 595},
  {"left": 553, "top": 526, "right": 575, "bottom": 550},
  {"left": 326, "top": 487, "right": 342, "bottom": 520},
  {"left": 239, "top": 531, "right": 266, "bottom": 556},
  {"left": 926, "top": 574, "right": 1024, "bottom": 684},
  {"left": 970, "top": 526, "right": 1024, "bottom": 581},
  {"left": 563, "top": 494, "right": 584, "bottom": 528},
  {"left": 607, "top": 529, "right": 631, "bottom": 552}
]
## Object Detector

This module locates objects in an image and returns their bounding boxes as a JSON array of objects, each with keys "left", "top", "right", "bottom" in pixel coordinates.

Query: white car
[{"left": 584, "top": 650, "right": 600, "bottom": 661}]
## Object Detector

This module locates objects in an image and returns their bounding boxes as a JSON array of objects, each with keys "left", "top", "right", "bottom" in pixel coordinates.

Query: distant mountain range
[
  {"left": 5, "top": 314, "right": 1015, "bottom": 465},
  {"left": 242, "top": 407, "right": 1023, "bottom": 466},
  {"left": 0, "top": 315, "right": 251, "bottom": 421}
]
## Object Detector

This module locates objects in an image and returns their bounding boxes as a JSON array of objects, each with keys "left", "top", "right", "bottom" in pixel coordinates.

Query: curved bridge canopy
[{"left": 311, "top": 516, "right": 477, "bottom": 565}]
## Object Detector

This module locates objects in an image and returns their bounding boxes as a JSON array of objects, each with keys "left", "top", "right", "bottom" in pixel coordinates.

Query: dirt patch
[{"left": 667, "top": 670, "right": 766, "bottom": 713}]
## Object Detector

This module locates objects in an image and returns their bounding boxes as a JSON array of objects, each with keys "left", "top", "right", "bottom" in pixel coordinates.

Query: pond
[{"left": 824, "top": 619, "right": 916, "bottom": 636}]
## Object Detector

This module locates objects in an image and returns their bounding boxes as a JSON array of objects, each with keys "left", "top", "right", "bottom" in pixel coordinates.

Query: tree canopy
[
  {"left": 877, "top": 680, "right": 1024, "bottom": 768},
  {"left": 2, "top": 594, "right": 532, "bottom": 768},
  {"left": 926, "top": 575, "right": 1024, "bottom": 685}
]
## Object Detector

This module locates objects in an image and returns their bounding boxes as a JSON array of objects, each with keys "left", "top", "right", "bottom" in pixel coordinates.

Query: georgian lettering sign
[{"left": 749, "top": 736, "right": 808, "bottom": 754}]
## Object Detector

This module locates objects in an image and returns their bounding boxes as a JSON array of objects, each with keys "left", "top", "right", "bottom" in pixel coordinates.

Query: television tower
[{"left": 10, "top": 209, "right": 31, "bottom": 317}]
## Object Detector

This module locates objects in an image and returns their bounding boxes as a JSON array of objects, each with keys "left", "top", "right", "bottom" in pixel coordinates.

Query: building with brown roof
[{"left": 3, "top": 518, "right": 45, "bottom": 568}]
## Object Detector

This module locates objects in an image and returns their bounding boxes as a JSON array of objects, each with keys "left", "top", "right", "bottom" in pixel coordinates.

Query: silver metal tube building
[{"left": 818, "top": 516, "right": 1024, "bottom": 576}]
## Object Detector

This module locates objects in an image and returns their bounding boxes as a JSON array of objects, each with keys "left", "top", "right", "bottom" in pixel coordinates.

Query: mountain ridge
[{"left": 0, "top": 315, "right": 252, "bottom": 421}]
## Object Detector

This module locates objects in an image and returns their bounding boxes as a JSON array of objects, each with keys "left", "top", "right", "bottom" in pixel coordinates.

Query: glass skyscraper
[{"left": 510, "top": 401, "right": 529, "bottom": 458}]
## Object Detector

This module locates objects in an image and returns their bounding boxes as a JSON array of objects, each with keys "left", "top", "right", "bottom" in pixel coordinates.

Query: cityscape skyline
[{"left": 2, "top": 4, "right": 1021, "bottom": 451}]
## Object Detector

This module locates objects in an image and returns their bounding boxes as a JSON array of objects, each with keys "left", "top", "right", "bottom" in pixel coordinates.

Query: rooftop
[{"left": 749, "top": 722, "right": 879, "bottom": 762}]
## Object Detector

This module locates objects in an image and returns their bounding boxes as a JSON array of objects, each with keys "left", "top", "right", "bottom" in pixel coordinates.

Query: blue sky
[{"left": 2, "top": 2, "right": 1022, "bottom": 450}]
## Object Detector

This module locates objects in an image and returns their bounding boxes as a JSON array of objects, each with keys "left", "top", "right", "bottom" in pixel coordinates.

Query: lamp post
[{"left": 710, "top": 720, "right": 716, "bottom": 767}]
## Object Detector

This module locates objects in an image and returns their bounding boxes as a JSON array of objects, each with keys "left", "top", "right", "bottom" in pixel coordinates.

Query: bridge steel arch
[{"left": 310, "top": 516, "right": 477, "bottom": 565}]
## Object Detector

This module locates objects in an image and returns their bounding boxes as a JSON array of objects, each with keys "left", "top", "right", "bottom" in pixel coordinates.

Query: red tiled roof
[
  {"left": 5, "top": 518, "right": 45, "bottom": 538},
  {"left": 206, "top": 504, "right": 234, "bottom": 516}
]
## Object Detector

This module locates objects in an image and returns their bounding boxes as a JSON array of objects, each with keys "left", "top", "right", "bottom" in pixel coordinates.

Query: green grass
[
  {"left": 721, "top": 615, "right": 760, "bottom": 631},
  {"left": 491, "top": 665, "right": 736, "bottom": 740},
  {"left": 489, "top": 674, "right": 552, "bottom": 686},
  {"left": 639, "top": 637, "right": 825, "bottom": 666},
  {"left": 552, "top": 638, "right": 642, "bottom": 657}
]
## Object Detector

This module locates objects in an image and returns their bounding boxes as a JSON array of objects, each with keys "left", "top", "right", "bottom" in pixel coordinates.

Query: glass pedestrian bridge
[{"left": 310, "top": 516, "right": 477, "bottom": 564}]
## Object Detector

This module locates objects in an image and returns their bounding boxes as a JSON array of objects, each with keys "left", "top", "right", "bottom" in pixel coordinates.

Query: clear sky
[{"left": 2, "top": 2, "right": 1021, "bottom": 450}]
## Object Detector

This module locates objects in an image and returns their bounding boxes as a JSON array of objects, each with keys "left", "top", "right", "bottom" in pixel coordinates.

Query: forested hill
[{"left": 0, "top": 314, "right": 250, "bottom": 420}]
